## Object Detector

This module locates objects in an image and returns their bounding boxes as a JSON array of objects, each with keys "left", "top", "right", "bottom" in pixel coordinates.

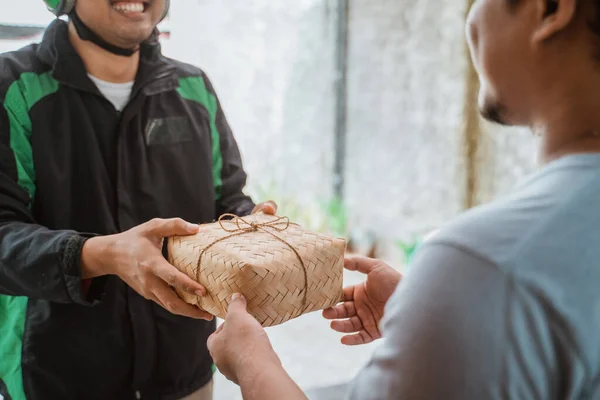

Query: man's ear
[{"left": 533, "top": 0, "right": 577, "bottom": 42}]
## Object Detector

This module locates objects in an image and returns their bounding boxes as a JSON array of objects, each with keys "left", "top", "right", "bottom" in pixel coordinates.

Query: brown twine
[{"left": 195, "top": 213, "right": 309, "bottom": 310}]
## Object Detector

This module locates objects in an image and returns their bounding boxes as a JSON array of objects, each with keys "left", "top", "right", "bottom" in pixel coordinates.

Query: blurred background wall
[{"left": 165, "top": 0, "right": 538, "bottom": 266}]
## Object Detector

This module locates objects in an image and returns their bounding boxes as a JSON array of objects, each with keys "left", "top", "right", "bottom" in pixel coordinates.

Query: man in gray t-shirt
[
  {"left": 347, "top": 153, "right": 600, "bottom": 399},
  {"left": 203, "top": 0, "right": 600, "bottom": 398}
]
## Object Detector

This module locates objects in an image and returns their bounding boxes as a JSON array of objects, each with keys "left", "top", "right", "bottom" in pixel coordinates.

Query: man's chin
[
  {"left": 115, "top": 30, "right": 154, "bottom": 48},
  {"left": 479, "top": 103, "right": 510, "bottom": 126}
]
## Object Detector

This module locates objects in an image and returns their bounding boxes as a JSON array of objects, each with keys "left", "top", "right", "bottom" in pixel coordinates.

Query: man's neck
[
  {"left": 531, "top": 77, "right": 600, "bottom": 164},
  {"left": 68, "top": 22, "right": 139, "bottom": 83}
]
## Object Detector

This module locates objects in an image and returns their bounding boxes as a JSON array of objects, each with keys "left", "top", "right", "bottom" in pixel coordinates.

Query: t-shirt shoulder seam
[
  {"left": 422, "top": 239, "right": 504, "bottom": 271},
  {"left": 521, "top": 155, "right": 600, "bottom": 188},
  {"left": 419, "top": 239, "right": 524, "bottom": 285},
  {"left": 509, "top": 172, "right": 600, "bottom": 260}
]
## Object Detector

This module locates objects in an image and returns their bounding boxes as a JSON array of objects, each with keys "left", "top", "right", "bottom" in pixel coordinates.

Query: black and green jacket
[{"left": 0, "top": 20, "right": 255, "bottom": 400}]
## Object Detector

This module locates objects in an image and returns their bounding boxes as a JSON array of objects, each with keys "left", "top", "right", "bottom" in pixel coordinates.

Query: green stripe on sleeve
[
  {"left": 4, "top": 71, "right": 59, "bottom": 200},
  {"left": 176, "top": 76, "right": 223, "bottom": 199},
  {"left": 0, "top": 70, "right": 59, "bottom": 400},
  {"left": 0, "top": 296, "right": 28, "bottom": 400}
]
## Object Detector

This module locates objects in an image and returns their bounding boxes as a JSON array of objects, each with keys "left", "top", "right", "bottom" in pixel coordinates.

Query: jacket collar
[{"left": 37, "top": 19, "right": 177, "bottom": 96}]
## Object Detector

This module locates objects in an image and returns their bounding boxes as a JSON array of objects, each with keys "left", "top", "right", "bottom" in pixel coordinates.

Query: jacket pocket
[{"left": 144, "top": 116, "right": 194, "bottom": 146}]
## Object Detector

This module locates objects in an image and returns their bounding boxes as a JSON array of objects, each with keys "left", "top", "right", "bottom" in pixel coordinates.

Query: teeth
[{"left": 113, "top": 2, "right": 144, "bottom": 13}]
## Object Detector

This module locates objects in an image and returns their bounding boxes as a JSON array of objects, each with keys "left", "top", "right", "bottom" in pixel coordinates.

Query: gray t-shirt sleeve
[{"left": 347, "top": 243, "right": 561, "bottom": 400}]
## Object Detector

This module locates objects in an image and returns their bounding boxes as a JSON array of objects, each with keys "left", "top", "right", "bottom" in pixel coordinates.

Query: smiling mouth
[{"left": 111, "top": 1, "right": 149, "bottom": 14}]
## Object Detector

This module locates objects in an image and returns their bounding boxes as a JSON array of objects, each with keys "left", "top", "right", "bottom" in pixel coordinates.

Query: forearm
[
  {"left": 238, "top": 359, "right": 306, "bottom": 400},
  {"left": 0, "top": 101, "right": 107, "bottom": 303},
  {"left": 217, "top": 192, "right": 255, "bottom": 217},
  {"left": 0, "top": 220, "right": 97, "bottom": 304}
]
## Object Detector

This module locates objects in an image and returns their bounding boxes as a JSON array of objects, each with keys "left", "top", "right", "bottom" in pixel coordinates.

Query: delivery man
[{"left": 0, "top": 1, "right": 275, "bottom": 399}]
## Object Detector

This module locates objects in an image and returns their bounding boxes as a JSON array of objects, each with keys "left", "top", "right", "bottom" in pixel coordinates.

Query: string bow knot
[{"left": 218, "top": 213, "right": 291, "bottom": 233}]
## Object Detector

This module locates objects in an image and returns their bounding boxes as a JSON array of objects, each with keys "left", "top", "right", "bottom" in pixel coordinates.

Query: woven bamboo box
[{"left": 167, "top": 214, "right": 345, "bottom": 327}]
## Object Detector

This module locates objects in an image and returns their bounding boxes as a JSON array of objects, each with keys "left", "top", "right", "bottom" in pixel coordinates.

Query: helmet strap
[{"left": 70, "top": 11, "right": 139, "bottom": 57}]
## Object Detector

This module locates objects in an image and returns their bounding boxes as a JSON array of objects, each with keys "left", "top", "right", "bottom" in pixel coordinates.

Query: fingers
[
  {"left": 322, "top": 286, "right": 356, "bottom": 319},
  {"left": 330, "top": 316, "right": 363, "bottom": 334},
  {"left": 263, "top": 200, "right": 278, "bottom": 215},
  {"left": 342, "top": 285, "right": 356, "bottom": 302},
  {"left": 323, "top": 301, "right": 356, "bottom": 320},
  {"left": 153, "top": 258, "right": 206, "bottom": 296},
  {"left": 227, "top": 293, "right": 248, "bottom": 315},
  {"left": 152, "top": 280, "right": 214, "bottom": 320},
  {"left": 344, "top": 255, "right": 387, "bottom": 275},
  {"left": 252, "top": 201, "right": 278, "bottom": 215},
  {"left": 145, "top": 218, "right": 199, "bottom": 237},
  {"left": 341, "top": 330, "right": 377, "bottom": 346}
]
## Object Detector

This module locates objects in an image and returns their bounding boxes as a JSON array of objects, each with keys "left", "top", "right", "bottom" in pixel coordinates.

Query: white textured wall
[
  {"left": 344, "top": 0, "right": 470, "bottom": 255},
  {"left": 166, "top": 0, "right": 337, "bottom": 210}
]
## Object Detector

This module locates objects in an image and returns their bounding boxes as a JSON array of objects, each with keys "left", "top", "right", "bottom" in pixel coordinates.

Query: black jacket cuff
[{"left": 61, "top": 233, "right": 106, "bottom": 306}]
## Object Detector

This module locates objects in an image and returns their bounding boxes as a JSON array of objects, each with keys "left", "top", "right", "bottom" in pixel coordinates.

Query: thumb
[
  {"left": 145, "top": 218, "right": 199, "bottom": 237},
  {"left": 344, "top": 255, "right": 384, "bottom": 275},
  {"left": 227, "top": 293, "right": 248, "bottom": 314},
  {"left": 262, "top": 201, "right": 278, "bottom": 215}
]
